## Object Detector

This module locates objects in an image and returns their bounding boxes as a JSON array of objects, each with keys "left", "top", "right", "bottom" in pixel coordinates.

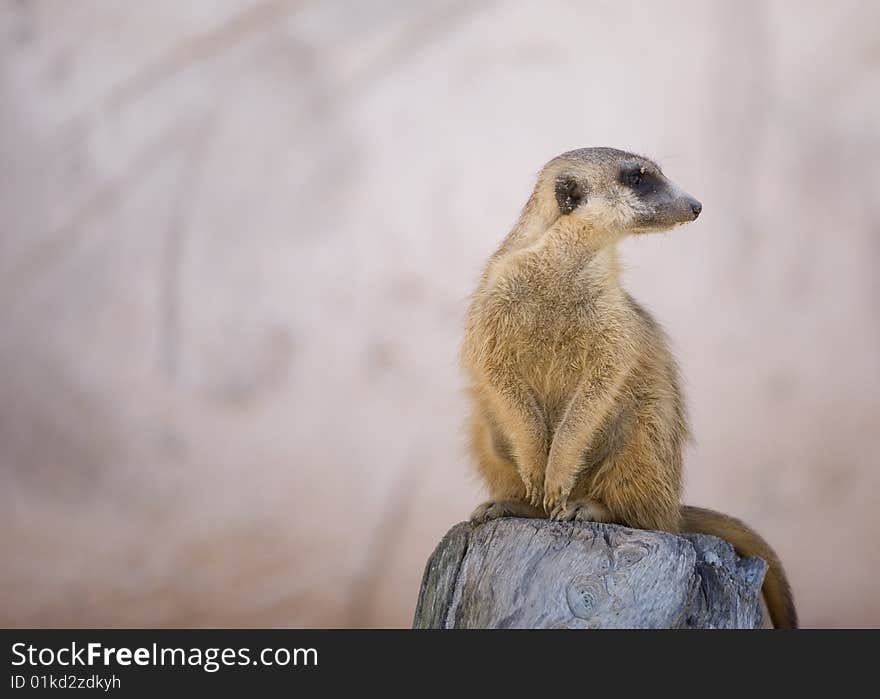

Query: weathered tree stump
[{"left": 413, "top": 518, "right": 768, "bottom": 629}]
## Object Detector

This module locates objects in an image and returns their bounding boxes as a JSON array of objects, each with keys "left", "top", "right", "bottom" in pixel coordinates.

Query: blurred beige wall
[{"left": 1, "top": 0, "right": 878, "bottom": 628}]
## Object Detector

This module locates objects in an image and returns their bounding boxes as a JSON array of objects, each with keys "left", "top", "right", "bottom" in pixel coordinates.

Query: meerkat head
[{"left": 539, "top": 147, "right": 701, "bottom": 238}]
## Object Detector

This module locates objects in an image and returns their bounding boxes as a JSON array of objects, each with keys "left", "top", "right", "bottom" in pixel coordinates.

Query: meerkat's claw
[
  {"left": 523, "top": 477, "right": 544, "bottom": 508},
  {"left": 470, "top": 499, "right": 543, "bottom": 523},
  {"left": 470, "top": 501, "right": 498, "bottom": 523},
  {"left": 542, "top": 472, "right": 573, "bottom": 514},
  {"left": 550, "top": 503, "right": 572, "bottom": 521},
  {"left": 544, "top": 491, "right": 567, "bottom": 516},
  {"left": 552, "top": 499, "right": 611, "bottom": 523}
]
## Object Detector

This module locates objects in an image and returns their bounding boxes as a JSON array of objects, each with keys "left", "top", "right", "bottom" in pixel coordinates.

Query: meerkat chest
[{"left": 472, "top": 257, "right": 612, "bottom": 392}]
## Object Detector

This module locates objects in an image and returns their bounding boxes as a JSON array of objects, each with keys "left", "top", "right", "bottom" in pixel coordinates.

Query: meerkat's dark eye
[{"left": 621, "top": 165, "right": 656, "bottom": 195}]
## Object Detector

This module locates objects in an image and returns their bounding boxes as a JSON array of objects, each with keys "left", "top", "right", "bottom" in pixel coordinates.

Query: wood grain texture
[{"left": 413, "top": 518, "right": 767, "bottom": 629}]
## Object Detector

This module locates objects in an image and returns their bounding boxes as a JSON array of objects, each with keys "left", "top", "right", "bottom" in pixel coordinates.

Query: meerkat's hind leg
[
  {"left": 471, "top": 499, "right": 544, "bottom": 524},
  {"left": 550, "top": 498, "right": 613, "bottom": 523}
]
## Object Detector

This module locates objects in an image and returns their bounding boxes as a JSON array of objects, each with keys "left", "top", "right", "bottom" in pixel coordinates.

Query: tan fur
[{"left": 462, "top": 147, "right": 797, "bottom": 629}]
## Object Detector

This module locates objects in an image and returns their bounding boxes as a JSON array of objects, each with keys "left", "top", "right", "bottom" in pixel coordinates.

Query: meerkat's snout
[
  {"left": 631, "top": 183, "right": 702, "bottom": 233},
  {"left": 634, "top": 178, "right": 703, "bottom": 232}
]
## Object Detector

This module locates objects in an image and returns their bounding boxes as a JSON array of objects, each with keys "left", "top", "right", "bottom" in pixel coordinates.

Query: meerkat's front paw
[
  {"left": 550, "top": 498, "right": 612, "bottom": 523},
  {"left": 542, "top": 476, "right": 571, "bottom": 514},
  {"left": 522, "top": 473, "right": 544, "bottom": 508},
  {"left": 471, "top": 499, "right": 543, "bottom": 524}
]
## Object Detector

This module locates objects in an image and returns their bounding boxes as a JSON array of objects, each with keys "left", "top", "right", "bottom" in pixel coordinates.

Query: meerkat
[{"left": 462, "top": 147, "right": 797, "bottom": 629}]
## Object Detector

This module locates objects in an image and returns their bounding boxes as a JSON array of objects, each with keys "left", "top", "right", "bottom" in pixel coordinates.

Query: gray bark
[{"left": 413, "top": 518, "right": 768, "bottom": 629}]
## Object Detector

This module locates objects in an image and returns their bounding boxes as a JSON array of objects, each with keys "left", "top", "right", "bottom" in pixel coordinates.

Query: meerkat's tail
[{"left": 680, "top": 505, "right": 798, "bottom": 629}]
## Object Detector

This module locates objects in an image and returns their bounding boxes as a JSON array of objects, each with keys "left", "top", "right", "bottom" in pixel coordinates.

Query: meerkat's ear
[{"left": 555, "top": 175, "right": 586, "bottom": 215}]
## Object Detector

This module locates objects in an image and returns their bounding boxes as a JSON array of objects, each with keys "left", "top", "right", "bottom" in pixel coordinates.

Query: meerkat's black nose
[{"left": 690, "top": 200, "right": 702, "bottom": 218}]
